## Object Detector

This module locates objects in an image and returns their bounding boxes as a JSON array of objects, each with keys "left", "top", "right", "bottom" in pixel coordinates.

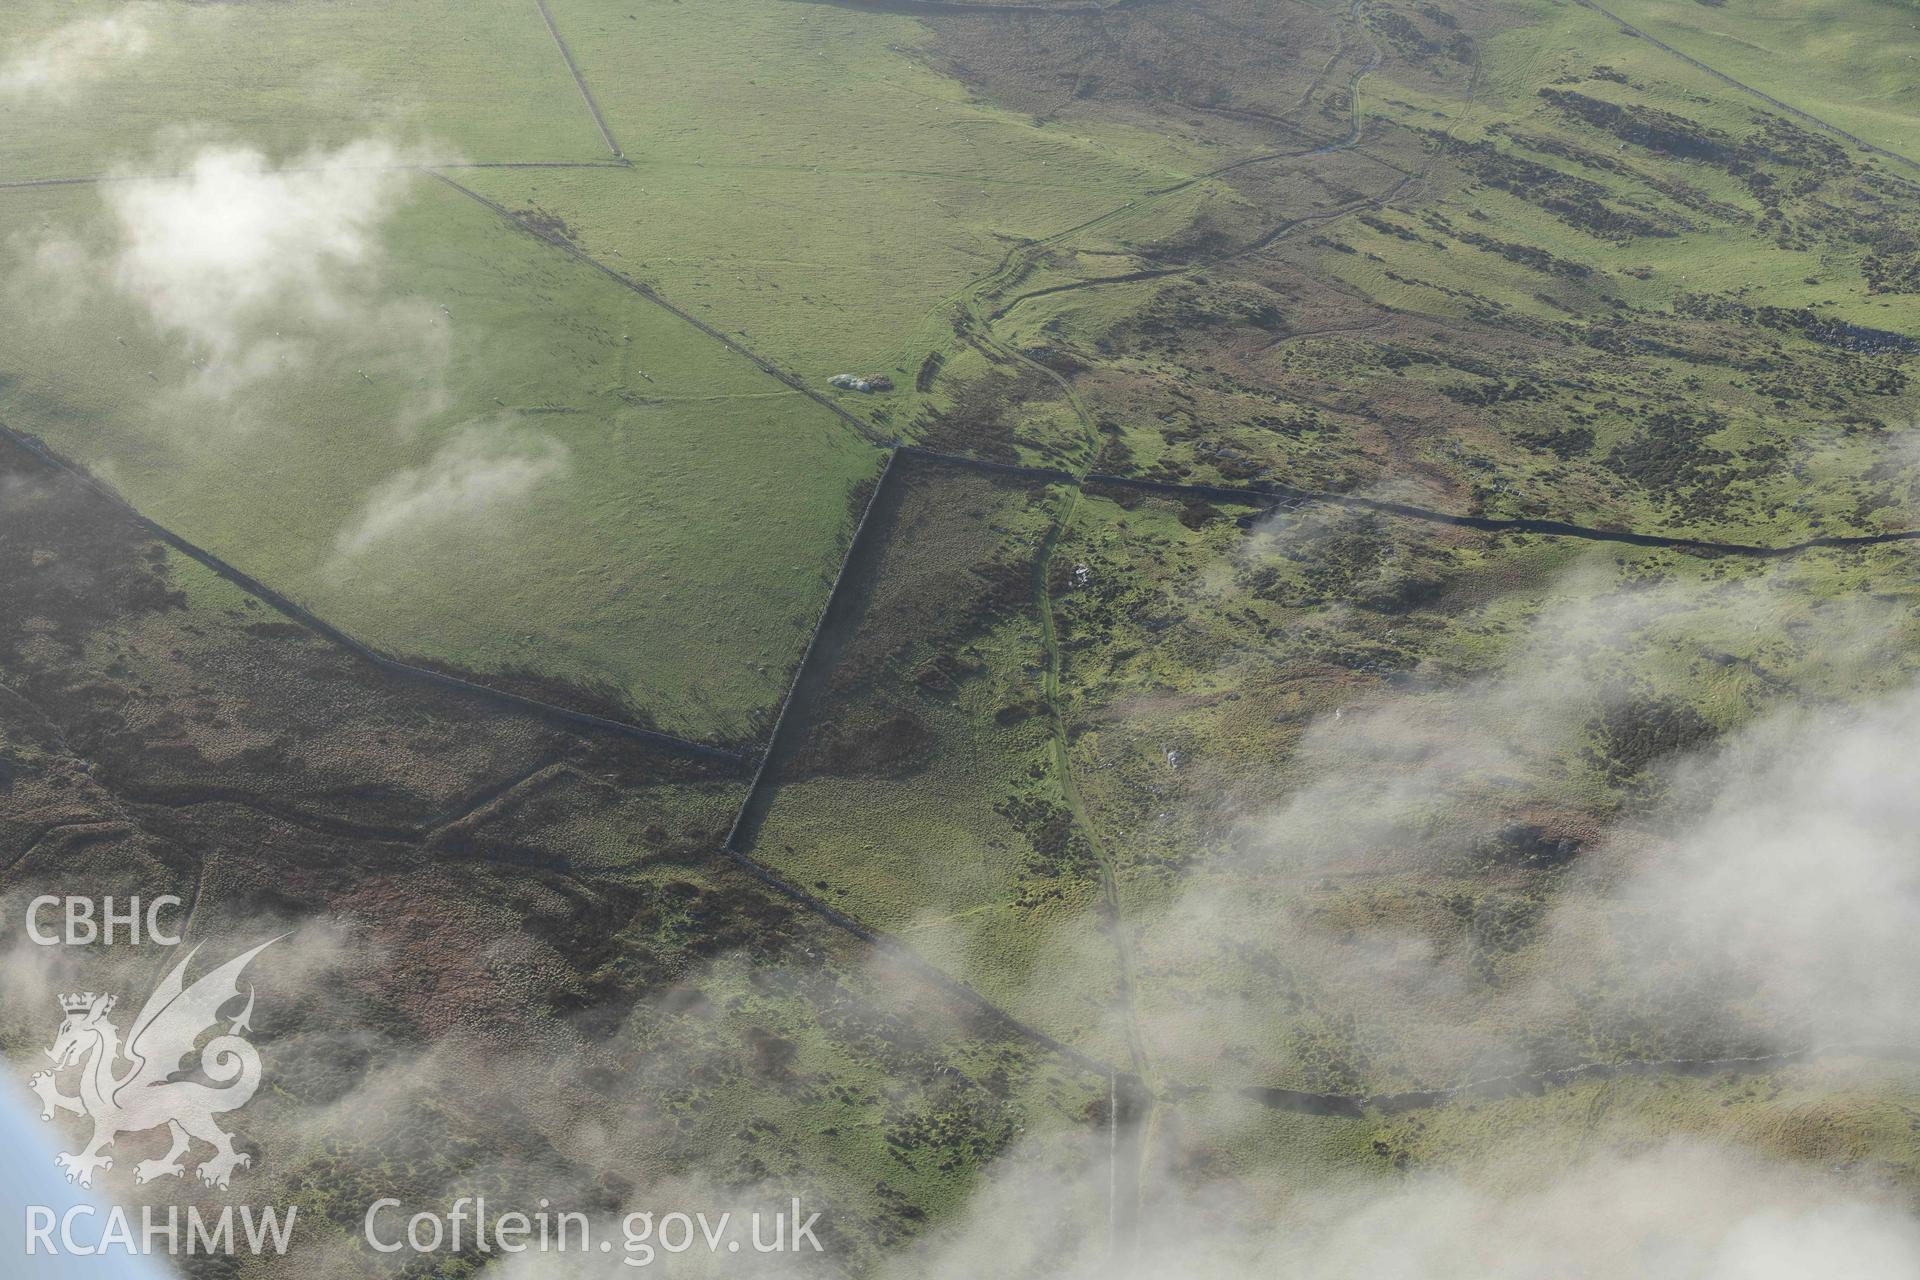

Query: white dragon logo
[{"left": 28, "top": 939, "right": 278, "bottom": 1190}]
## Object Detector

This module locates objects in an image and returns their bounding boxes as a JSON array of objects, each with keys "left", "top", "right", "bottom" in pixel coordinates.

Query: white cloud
[
  {"left": 0, "top": 7, "right": 155, "bottom": 101},
  {"left": 882, "top": 1130, "right": 1920, "bottom": 1280},
  {"left": 14, "top": 136, "right": 446, "bottom": 414},
  {"left": 1554, "top": 682, "right": 1920, "bottom": 1045},
  {"left": 95, "top": 138, "right": 429, "bottom": 397},
  {"left": 334, "top": 424, "right": 568, "bottom": 559},
  {"left": 1248, "top": 1141, "right": 1920, "bottom": 1280},
  {"left": 1090, "top": 544, "right": 1920, "bottom": 1097}
]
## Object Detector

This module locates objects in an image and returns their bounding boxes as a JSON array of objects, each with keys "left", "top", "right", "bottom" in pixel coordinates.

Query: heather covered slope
[{"left": 4, "top": 0, "right": 1920, "bottom": 1273}]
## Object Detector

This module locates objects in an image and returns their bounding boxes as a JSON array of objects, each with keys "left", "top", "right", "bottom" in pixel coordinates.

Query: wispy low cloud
[
  {"left": 18, "top": 136, "right": 448, "bottom": 412},
  {"left": 333, "top": 424, "right": 568, "bottom": 560},
  {"left": 1254, "top": 1141, "right": 1920, "bottom": 1280},
  {"left": 96, "top": 138, "right": 429, "bottom": 397},
  {"left": 1227, "top": 557, "right": 1656, "bottom": 873},
  {"left": 885, "top": 1123, "right": 1920, "bottom": 1280},
  {"left": 0, "top": 7, "right": 155, "bottom": 100},
  {"left": 1128, "top": 555, "right": 1920, "bottom": 1083},
  {"left": 1554, "top": 682, "right": 1920, "bottom": 1046}
]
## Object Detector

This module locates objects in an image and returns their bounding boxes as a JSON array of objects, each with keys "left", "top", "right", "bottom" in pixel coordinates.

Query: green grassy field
[
  {"left": 1578, "top": 0, "right": 1920, "bottom": 157},
  {"left": 458, "top": 0, "right": 1217, "bottom": 435},
  {"left": 0, "top": 175, "right": 879, "bottom": 741},
  {"left": 0, "top": 0, "right": 609, "bottom": 177}
]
